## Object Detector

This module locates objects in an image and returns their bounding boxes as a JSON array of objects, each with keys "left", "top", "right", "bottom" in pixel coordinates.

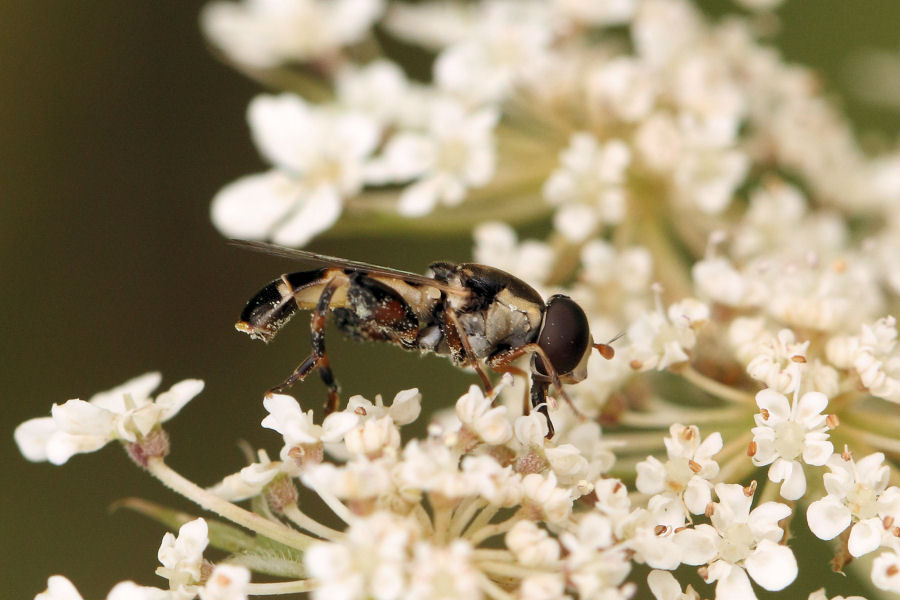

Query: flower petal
[
  {"left": 745, "top": 539, "right": 797, "bottom": 591},
  {"left": 806, "top": 496, "right": 850, "bottom": 540},
  {"left": 848, "top": 517, "right": 884, "bottom": 557},
  {"left": 211, "top": 171, "right": 296, "bottom": 240},
  {"left": 272, "top": 187, "right": 342, "bottom": 247},
  {"left": 14, "top": 417, "right": 57, "bottom": 462}
]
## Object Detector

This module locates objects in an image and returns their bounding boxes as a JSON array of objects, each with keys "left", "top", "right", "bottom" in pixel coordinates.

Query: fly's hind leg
[{"left": 269, "top": 279, "right": 341, "bottom": 415}]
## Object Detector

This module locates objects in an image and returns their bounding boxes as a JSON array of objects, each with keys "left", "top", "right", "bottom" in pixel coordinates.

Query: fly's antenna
[{"left": 593, "top": 331, "right": 625, "bottom": 360}]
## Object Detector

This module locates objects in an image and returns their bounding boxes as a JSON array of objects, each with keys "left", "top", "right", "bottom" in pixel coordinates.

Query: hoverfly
[{"left": 234, "top": 240, "right": 616, "bottom": 437}]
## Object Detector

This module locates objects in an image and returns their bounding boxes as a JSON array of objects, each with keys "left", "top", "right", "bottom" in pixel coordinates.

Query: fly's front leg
[
  {"left": 530, "top": 378, "right": 553, "bottom": 438},
  {"left": 486, "top": 359, "right": 531, "bottom": 417},
  {"left": 488, "top": 343, "right": 584, "bottom": 438},
  {"left": 269, "top": 278, "right": 341, "bottom": 415}
]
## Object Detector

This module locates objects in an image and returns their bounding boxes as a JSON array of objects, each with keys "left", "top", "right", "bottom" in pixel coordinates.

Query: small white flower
[
  {"left": 301, "top": 456, "right": 394, "bottom": 501},
  {"left": 346, "top": 389, "right": 422, "bottom": 427},
  {"left": 473, "top": 222, "right": 554, "bottom": 287},
  {"left": 634, "top": 112, "right": 684, "bottom": 173},
  {"left": 336, "top": 59, "right": 411, "bottom": 126},
  {"left": 587, "top": 57, "right": 656, "bottom": 123},
  {"left": 407, "top": 540, "right": 483, "bottom": 599},
  {"left": 521, "top": 471, "right": 572, "bottom": 523},
  {"left": 673, "top": 147, "right": 748, "bottom": 214},
  {"left": 461, "top": 454, "right": 522, "bottom": 507},
  {"left": 560, "top": 512, "right": 631, "bottom": 598},
  {"left": 156, "top": 518, "right": 209, "bottom": 593},
  {"left": 636, "top": 424, "right": 722, "bottom": 524},
  {"left": 554, "top": 0, "right": 636, "bottom": 26},
  {"left": 806, "top": 589, "right": 867, "bottom": 600},
  {"left": 872, "top": 542, "right": 900, "bottom": 594},
  {"left": 387, "top": 99, "right": 498, "bottom": 216},
  {"left": 395, "top": 439, "right": 470, "bottom": 500},
  {"left": 211, "top": 93, "right": 380, "bottom": 247},
  {"left": 262, "top": 393, "right": 358, "bottom": 448},
  {"left": 544, "top": 133, "right": 631, "bottom": 240},
  {"left": 697, "top": 483, "right": 797, "bottom": 597},
  {"left": 304, "top": 511, "right": 418, "bottom": 600},
  {"left": 35, "top": 576, "right": 85, "bottom": 600},
  {"left": 456, "top": 384, "right": 513, "bottom": 446},
  {"left": 693, "top": 247, "right": 750, "bottom": 308},
  {"left": 852, "top": 316, "right": 900, "bottom": 403},
  {"left": 433, "top": 0, "right": 554, "bottom": 103},
  {"left": 745, "top": 329, "right": 809, "bottom": 394},
  {"left": 199, "top": 565, "right": 250, "bottom": 600},
  {"left": 506, "top": 520, "right": 560, "bottom": 566},
  {"left": 15, "top": 373, "right": 202, "bottom": 465},
  {"left": 514, "top": 411, "right": 549, "bottom": 447},
  {"left": 750, "top": 388, "right": 833, "bottom": 500},
  {"left": 201, "top": 0, "right": 384, "bottom": 68},
  {"left": 807, "top": 452, "right": 900, "bottom": 557},
  {"left": 632, "top": 0, "right": 702, "bottom": 67},
  {"left": 627, "top": 295, "right": 708, "bottom": 371},
  {"left": 208, "top": 449, "right": 283, "bottom": 501},
  {"left": 647, "top": 569, "right": 701, "bottom": 600},
  {"left": 517, "top": 573, "right": 567, "bottom": 600},
  {"left": 344, "top": 415, "right": 401, "bottom": 457},
  {"left": 106, "top": 581, "right": 173, "bottom": 600}
]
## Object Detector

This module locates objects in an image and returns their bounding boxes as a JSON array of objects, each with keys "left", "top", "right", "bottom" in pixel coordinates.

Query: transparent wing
[{"left": 230, "top": 239, "right": 467, "bottom": 295}]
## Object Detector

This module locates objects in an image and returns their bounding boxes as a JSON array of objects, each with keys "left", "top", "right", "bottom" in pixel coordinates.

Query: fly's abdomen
[{"left": 236, "top": 269, "right": 331, "bottom": 343}]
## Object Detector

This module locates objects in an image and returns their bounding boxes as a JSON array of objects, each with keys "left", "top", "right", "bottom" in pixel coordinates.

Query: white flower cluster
[
  {"left": 19, "top": 0, "right": 900, "bottom": 598},
  {"left": 35, "top": 519, "right": 249, "bottom": 600}
]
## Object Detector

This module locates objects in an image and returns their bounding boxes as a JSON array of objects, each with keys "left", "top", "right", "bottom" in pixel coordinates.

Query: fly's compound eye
[{"left": 534, "top": 295, "right": 591, "bottom": 377}]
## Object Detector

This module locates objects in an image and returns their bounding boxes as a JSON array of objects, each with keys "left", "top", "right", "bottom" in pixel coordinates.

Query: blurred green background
[{"left": 3, "top": 2, "right": 900, "bottom": 598}]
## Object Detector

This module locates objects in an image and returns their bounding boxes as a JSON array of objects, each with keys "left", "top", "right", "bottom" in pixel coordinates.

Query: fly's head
[{"left": 532, "top": 295, "right": 614, "bottom": 384}]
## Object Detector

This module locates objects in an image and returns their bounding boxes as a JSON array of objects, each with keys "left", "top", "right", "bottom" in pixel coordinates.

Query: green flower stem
[
  {"left": 412, "top": 502, "right": 435, "bottom": 537},
  {"left": 467, "top": 513, "right": 521, "bottom": 545},
  {"left": 145, "top": 458, "right": 316, "bottom": 550},
  {"left": 477, "top": 559, "right": 553, "bottom": 581},
  {"left": 714, "top": 430, "right": 756, "bottom": 484},
  {"left": 432, "top": 502, "right": 453, "bottom": 545},
  {"left": 462, "top": 504, "right": 500, "bottom": 538},
  {"left": 681, "top": 366, "right": 757, "bottom": 405},
  {"left": 245, "top": 580, "right": 318, "bottom": 595},
  {"left": 282, "top": 504, "right": 344, "bottom": 542},
  {"left": 617, "top": 401, "right": 746, "bottom": 428},
  {"left": 839, "top": 423, "right": 900, "bottom": 455},
  {"left": 472, "top": 548, "right": 516, "bottom": 562},
  {"left": 449, "top": 496, "right": 486, "bottom": 539},
  {"left": 477, "top": 573, "right": 518, "bottom": 600},
  {"left": 311, "top": 486, "right": 355, "bottom": 524}
]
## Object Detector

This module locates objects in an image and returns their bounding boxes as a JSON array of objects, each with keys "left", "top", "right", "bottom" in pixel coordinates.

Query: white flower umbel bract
[
  {"left": 807, "top": 451, "right": 900, "bottom": 557},
  {"left": 15, "top": 373, "right": 202, "bottom": 465},
  {"left": 750, "top": 387, "right": 833, "bottom": 500},
  {"left": 211, "top": 93, "right": 380, "bottom": 247}
]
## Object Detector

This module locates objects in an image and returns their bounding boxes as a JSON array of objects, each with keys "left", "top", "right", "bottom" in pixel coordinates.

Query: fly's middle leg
[
  {"left": 269, "top": 278, "right": 341, "bottom": 414},
  {"left": 442, "top": 306, "right": 494, "bottom": 393}
]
